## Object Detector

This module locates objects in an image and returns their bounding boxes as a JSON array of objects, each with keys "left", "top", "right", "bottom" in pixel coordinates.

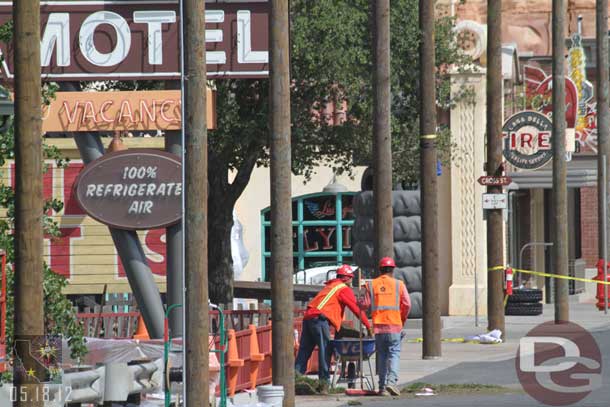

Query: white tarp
[{"left": 232, "top": 210, "right": 249, "bottom": 279}]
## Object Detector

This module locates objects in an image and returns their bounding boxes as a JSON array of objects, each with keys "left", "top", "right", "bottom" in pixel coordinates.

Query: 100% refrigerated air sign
[{"left": 75, "top": 150, "right": 182, "bottom": 230}]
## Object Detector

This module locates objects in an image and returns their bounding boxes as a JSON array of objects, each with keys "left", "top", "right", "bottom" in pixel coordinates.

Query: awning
[{"left": 508, "top": 156, "right": 599, "bottom": 189}]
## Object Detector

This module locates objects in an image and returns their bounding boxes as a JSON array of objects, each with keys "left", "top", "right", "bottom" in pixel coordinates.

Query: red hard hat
[
  {"left": 379, "top": 257, "right": 396, "bottom": 269},
  {"left": 336, "top": 264, "right": 354, "bottom": 278}
]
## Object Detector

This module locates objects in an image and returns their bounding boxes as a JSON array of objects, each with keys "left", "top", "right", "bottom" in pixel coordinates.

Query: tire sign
[{"left": 502, "top": 111, "right": 553, "bottom": 170}]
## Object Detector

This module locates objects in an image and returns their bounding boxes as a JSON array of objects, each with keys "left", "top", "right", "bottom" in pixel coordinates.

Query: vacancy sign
[
  {"left": 42, "top": 90, "right": 217, "bottom": 132},
  {"left": 0, "top": 0, "right": 269, "bottom": 81}
]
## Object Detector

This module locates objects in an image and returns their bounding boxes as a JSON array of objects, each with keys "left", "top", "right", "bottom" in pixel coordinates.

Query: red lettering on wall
[
  {"left": 342, "top": 226, "right": 352, "bottom": 249},
  {"left": 118, "top": 229, "right": 167, "bottom": 277},
  {"left": 45, "top": 226, "right": 82, "bottom": 278},
  {"left": 316, "top": 227, "right": 335, "bottom": 250},
  {"left": 10, "top": 163, "right": 54, "bottom": 214},
  {"left": 303, "top": 229, "right": 319, "bottom": 252},
  {"left": 62, "top": 163, "right": 86, "bottom": 216}
]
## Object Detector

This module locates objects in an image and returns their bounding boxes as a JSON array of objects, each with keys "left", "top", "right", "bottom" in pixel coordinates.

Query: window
[{"left": 261, "top": 192, "right": 355, "bottom": 281}]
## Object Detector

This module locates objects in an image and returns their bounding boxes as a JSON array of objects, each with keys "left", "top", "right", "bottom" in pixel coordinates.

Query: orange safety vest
[
  {"left": 369, "top": 275, "right": 403, "bottom": 326},
  {"left": 307, "top": 280, "right": 347, "bottom": 330}
]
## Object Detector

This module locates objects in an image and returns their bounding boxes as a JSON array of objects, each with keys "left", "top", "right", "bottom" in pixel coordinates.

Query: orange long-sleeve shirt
[{"left": 304, "top": 279, "right": 371, "bottom": 330}]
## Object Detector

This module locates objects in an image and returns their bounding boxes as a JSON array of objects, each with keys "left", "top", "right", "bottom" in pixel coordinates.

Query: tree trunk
[
  {"left": 208, "top": 157, "right": 235, "bottom": 305},
  {"left": 208, "top": 203, "right": 234, "bottom": 304}
]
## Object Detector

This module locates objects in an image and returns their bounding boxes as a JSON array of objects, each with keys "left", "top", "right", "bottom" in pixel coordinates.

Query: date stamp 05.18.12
[{"left": 5, "top": 335, "right": 72, "bottom": 405}]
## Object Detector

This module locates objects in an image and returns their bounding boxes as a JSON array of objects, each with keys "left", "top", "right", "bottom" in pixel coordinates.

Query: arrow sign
[{"left": 477, "top": 176, "right": 512, "bottom": 186}]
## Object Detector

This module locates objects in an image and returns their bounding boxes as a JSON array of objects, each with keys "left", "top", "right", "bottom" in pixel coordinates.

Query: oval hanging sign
[
  {"left": 75, "top": 149, "right": 181, "bottom": 230},
  {"left": 502, "top": 111, "right": 553, "bottom": 170}
]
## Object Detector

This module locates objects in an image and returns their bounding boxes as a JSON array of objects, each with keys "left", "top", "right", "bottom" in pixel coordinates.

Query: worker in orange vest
[
  {"left": 295, "top": 264, "right": 372, "bottom": 394},
  {"left": 361, "top": 257, "right": 411, "bottom": 396}
]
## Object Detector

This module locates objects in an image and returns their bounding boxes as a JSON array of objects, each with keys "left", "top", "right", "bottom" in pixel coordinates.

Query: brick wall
[{"left": 580, "top": 187, "right": 598, "bottom": 267}]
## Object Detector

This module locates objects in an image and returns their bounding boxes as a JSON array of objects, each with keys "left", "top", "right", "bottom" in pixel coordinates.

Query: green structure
[{"left": 261, "top": 192, "right": 355, "bottom": 280}]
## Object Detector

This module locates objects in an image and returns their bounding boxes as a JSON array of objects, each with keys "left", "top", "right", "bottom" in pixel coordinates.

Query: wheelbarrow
[{"left": 330, "top": 338, "right": 376, "bottom": 393}]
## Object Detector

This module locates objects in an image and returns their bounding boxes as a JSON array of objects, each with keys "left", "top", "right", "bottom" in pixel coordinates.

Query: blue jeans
[
  {"left": 375, "top": 333, "right": 401, "bottom": 388},
  {"left": 295, "top": 317, "right": 332, "bottom": 381}
]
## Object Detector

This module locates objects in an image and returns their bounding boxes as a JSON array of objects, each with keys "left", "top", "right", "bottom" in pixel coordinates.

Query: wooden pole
[
  {"left": 13, "top": 0, "right": 43, "bottom": 406},
  {"left": 373, "top": 0, "right": 394, "bottom": 264},
  {"left": 183, "top": 0, "right": 210, "bottom": 404},
  {"left": 486, "top": 0, "right": 506, "bottom": 336},
  {"left": 596, "top": 0, "right": 610, "bottom": 314},
  {"left": 269, "top": 0, "right": 295, "bottom": 405},
  {"left": 419, "top": 0, "right": 441, "bottom": 359},
  {"left": 552, "top": 0, "right": 570, "bottom": 323}
]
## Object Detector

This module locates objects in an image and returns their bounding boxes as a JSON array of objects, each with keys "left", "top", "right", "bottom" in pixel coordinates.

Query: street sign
[
  {"left": 477, "top": 176, "right": 513, "bottom": 186},
  {"left": 482, "top": 193, "right": 508, "bottom": 210}
]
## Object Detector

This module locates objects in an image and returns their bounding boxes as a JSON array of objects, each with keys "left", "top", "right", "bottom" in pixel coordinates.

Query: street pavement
[{"left": 242, "top": 303, "right": 610, "bottom": 407}]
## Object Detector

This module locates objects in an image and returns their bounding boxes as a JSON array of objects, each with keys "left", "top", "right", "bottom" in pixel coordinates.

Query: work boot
[
  {"left": 378, "top": 389, "right": 390, "bottom": 396},
  {"left": 385, "top": 384, "right": 400, "bottom": 396},
  {"left": 318, "top": 380, "right": 330, "bottom": 395}
]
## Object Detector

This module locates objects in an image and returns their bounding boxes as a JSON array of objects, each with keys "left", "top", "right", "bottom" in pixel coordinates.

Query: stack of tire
[
  {"left": 352, "top": 190, "right": 423, "bottom": 318},
  {"left": 505, "top": 288, "right": 543, "bottom": 316}
]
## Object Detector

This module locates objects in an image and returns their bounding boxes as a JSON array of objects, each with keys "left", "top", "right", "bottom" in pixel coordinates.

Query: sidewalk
[{"left": 231, "top": 303, "right": 610, "bottom": 406}]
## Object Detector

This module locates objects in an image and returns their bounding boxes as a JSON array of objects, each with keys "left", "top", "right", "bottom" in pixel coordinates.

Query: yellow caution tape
[
  {"left": 489, "top": 265, "right": 610, "bottom": 285},
  {"left": 405, "top": 337, "right": 501, "bottom": 345},
  {"left": 420, "top": 134, "right": 437, "bottom": 140}
]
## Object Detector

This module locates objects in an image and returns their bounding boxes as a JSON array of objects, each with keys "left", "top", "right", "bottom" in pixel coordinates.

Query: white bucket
[{"left": 257, "top": 385, "right": 285, "bottom": 406}]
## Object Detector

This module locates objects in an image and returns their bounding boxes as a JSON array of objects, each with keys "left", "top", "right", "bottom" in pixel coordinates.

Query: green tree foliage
[
  {"left": 207, "top": 0, "right": 470, "bottom": 302},
  {"left": 0, "top": 83, "right": 87, "bottom": 378}
]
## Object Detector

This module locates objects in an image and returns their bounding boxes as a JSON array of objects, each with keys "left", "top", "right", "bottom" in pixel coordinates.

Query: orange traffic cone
[
  {"left": 248, "top": 325, "right": 265, "bottom": 390},
  {"left": 227, "top": 329, "right": 244, "bottom": 396},
  {"left": 133, "top": 315, "right": 150, "bottom": 340}
]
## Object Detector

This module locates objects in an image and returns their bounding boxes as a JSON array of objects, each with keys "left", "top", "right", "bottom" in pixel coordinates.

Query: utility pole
[
  {"left": 419, "top": 0, "right": 441, "bottom": 359},
  {"left": 269, "top": 1, "right": 294, "bottom": 406},
  {"left": 552, "top": 0, "right": 570, "bottom": 323},
  {"left": 164, "top": 80, "right": 183, "bottom": 336},
  {"left": 166, "top": 129, "right": 183, "bottom": 336},
  {"left": 486, "top": 0, "right": 506, "bottom": 336},
  {"left": 183, "top": 0, "right": 209, "bottom": 405},
  {"left": 13, "top": 1, "right": 43, "bottom": 406},
  {"left": 373, "top": 0, "right": 394, "bottom": 264},
  {"left": 596, "top": 0, "right": 610, "bottom": 313}
]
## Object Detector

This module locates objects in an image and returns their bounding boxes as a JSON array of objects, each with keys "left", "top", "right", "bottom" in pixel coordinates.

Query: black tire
[
  {"left": 392, "top": 191, "right": 421, "bottom": 217},
  {"left": 507, "top": 289, "right": 543, "bottom": 304},
  {"left": 505, "top": 302, "right": 543, "bottom": 316},
  {"left": 361, "top": 167, "right": 374, "bottom": 191},
  {"left": 393, "top": 216, "right": 421, "bottom": 242},
  {"left": 394, "top": 241, "right": 422, "bottom": 267},
  {"left": 353, "top": 191, "right": 421, "bottom": 217},
  {"left": 353, "top": 241, "right": 421, "bottom": 269},
  {"left": 394, "top": 266, "right": 422, "bottom": 293},
  {"left": 408, "top": 292, "right": 423, "bottom": 319},
  {"left": 352, "top": 216, "right": 421, "bottom": 242},
  {"left": 353, "top": 241, "right": 375, "bottom": 268}
]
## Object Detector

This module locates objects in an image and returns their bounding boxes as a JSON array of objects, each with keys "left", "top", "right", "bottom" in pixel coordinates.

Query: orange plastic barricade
[
  {"left": 248, "top": 325, "right": 265, "bottom": 389},
  {"left": 209, "top": 337, "right": 221, "bottom": 397},
  {"left": 226, "top": 329, "right": 244, "bottom": 396}
]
